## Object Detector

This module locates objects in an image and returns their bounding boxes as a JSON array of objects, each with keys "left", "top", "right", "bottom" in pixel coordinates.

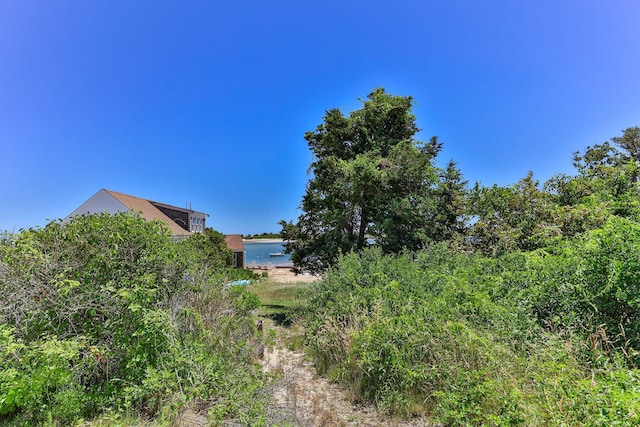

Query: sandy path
[
  {"left": 259, "top": 273, "right": 431, "bottom": 427},
  {"left": 253, "top": 266, "right": 319, "bottom": 283},
  {"left": 262, "top": 336, "right": 388, "bottom": 426}
]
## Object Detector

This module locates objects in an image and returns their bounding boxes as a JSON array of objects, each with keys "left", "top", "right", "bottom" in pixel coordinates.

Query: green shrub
[
  {"left": 0, "top": 326, "right": 90, "bottom": 425},
  {"left": 496, "top": 217, "right": 640, "bottom": 365},
  {"left": 0, "top": 213, "right": 270, "bottom": 425},
  {"left": 304, "top": 245, "right": 640, "bottom": 425}
]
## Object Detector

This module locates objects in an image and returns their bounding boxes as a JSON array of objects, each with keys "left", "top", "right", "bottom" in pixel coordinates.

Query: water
[{"left": 244, "top": 240, "right": 292, "bottom": 266}]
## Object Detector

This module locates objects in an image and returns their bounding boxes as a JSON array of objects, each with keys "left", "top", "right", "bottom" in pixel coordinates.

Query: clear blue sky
[{"left": 1, "top": 1, "right": 639, "bottom": 234}]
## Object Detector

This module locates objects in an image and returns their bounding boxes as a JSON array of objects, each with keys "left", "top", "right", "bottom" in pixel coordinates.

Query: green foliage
[
  {"left": 180, "top": 227, "right": 233, "bottom": 269},
  {"left": 468, "top": 172, "right": 560, "bottom": 256},
  {"left": 510, "top": 217, "right": 640, "bottom": 361},
  {"left": 467, "top": 127, "right": 640, "bottom": 257},
  {"left": 431, "top": 159, "right": 468, "bottom": 246},
  {"left": 304, "top": 245, "right": 640, "bottom": 425},
  {"left": 613, "top": 126, "right": 640, "bottom": 163},
  {"left": 227, "top": 285, "right": 260, "bottom": 314},
  {"left": 283, "top": 88, "right": 463, "bottom": 273},
  {"left": 554, "top": 140, "right": 640, "bottom": 224},
  {"left": 0, "top": 326, "right": 89, "bottom": 424},
  {"left": 243, "top": 232, "right": 281, "bottom": 239},
  {"left": 296, "top": 123, "right": 640, "bottom": 424},
  {"left": 0, "top": 213, "right": 269, "bottom": 425},
  {"left": 286, "top": 93, "right": 639, "bottom": 279}
]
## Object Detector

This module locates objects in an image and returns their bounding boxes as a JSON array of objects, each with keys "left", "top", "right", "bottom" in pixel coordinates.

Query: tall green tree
[
  {"left": 431, "top": 159, "right": 468, "bottom": 245},
  {"left": 613, "top": 126, "right": 640, "bottom": 163},
  {"left": 284, "top": 88, "right": 448, "bottom": 273}
]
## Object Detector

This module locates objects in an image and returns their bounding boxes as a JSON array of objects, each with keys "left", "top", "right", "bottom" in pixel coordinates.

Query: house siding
[
  {"left": 233, "top": 251, "right": 245, "bottom": 268},
  {"left": 225, "top": 234, "right": 245, "bottom": 268},
  {"left": 151, "top": 203, "right": 190, "bottom": 232},
  {"left": 64, "top": 189, "right": 127, "bottom": 221}
]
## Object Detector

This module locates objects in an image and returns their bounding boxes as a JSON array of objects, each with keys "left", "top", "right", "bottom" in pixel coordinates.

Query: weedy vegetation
[
  {"left": 303, "top": 241, "right": 640, "bottom": 426},
  {"left": 0, "top": 213, "right": 273, "bottom": 426}
]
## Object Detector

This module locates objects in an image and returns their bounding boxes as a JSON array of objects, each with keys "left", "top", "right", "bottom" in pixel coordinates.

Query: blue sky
[{"left": 1, "top": 1, "right": 639, "bottom": 234}]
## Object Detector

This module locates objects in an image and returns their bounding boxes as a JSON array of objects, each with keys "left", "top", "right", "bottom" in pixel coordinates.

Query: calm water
[{"left": 244, "top": 241, "right": 292, "bottom": 266}]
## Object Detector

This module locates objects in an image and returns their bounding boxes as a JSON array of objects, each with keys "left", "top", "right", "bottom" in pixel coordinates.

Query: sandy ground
[
  {"left": 249, "top": 266, "right": 320, "bottom": 283},
  {"left": 243, "top": 238, "right": 287, "bottom": 243},
  {"left": 261, "top": 337, "right": 393, "bottom": 426},
  {"left": 261, "top": 332, "right": 431, "bottom": 427}
]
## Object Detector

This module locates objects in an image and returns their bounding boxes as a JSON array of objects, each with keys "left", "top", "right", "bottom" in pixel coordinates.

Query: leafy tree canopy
[
  {"left": 469, "top": 127, "right": 640, "bottom": 256},
  {"left": 283, "top": 88, "right": 465, "bottom": 273}
]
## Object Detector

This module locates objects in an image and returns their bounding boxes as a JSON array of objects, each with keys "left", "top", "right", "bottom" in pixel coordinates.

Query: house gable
[
  {"left": 65, "top": 189, "right": 205, "bottom": 237},
  {"left": 64, "top": 189, "right": 128, "bottom": 219}
]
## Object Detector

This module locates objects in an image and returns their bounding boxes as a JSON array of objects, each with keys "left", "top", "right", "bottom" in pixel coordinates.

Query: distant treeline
[{"left": 243, "top": 232, "right": 281, "bottom": 239}]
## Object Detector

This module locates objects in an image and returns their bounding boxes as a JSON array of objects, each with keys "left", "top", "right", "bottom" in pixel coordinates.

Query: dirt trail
[{"left": 259, "top": 269, "right": 430, "bottom": 427}]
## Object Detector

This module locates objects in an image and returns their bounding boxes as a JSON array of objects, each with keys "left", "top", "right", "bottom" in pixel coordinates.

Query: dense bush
[
  {"left": 0, "top": 213, "right": 268, "bottom": 426},
  {"left": 499, "top": 217, "right": 640, "bottom": 365},
  {"left": 304, "top": 245, "right": 640, "bottom": 425}
]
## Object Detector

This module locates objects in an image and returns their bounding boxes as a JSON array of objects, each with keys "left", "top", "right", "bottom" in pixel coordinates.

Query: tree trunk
[{"left": 357, "top": 205, "right": 367, "bottom": 249}]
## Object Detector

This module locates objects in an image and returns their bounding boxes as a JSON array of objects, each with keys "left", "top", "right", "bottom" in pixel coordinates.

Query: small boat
[{"left": 269, "top": 252, "right": 285, "bottom": 257}]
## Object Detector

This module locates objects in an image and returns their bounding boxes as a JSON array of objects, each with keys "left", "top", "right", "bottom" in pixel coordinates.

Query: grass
[
  {"left": 249, "top": 275, "right": 312, "bottom": 350},
  {"left": 249, "top": 277, "right": 313, "bottom": 351},
  {"left": 249, "top": 279, "right": 312, "bottom": 316}
]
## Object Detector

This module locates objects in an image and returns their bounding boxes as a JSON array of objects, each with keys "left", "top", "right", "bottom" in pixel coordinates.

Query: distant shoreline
[{"left": 243, "top": 238, "right": 285, "bottom": 243}]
